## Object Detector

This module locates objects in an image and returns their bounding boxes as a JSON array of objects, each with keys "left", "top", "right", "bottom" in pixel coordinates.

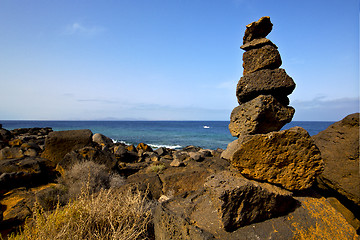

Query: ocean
[{"left": 0, "top": 121, "right": 334, "bottom": 150}]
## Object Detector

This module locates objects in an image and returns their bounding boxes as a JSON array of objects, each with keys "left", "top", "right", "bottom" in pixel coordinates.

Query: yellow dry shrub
[{"left": 8, "top": 186, "right": 154, "bottom": 240}]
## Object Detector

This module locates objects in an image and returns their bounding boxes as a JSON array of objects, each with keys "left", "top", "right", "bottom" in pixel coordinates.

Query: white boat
[{"left": 203, "top": 126, "right": 210, "bottom": 129}]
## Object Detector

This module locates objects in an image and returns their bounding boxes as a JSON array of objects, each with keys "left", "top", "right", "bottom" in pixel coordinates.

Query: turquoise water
[{"left": 0, "top": 121, "right": 334, "bottom": 150}]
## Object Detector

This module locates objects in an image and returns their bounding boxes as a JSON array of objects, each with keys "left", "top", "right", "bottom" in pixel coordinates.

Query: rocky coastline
[{"left": 0, "top": 17, "right": 359, "bottom": 239}]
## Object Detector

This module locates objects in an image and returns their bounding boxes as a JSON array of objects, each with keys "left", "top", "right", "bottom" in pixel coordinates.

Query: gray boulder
[{"left": 92, "top": 133, "right": 114, "bottom": 147}]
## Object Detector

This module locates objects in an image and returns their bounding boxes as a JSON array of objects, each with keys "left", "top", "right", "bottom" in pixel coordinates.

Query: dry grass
[
  {"left": 8, "top": 185, "right": 155, "bottom": 240},
  {"left": 58, "top": 161, "right": 125, "bottom": 200}
]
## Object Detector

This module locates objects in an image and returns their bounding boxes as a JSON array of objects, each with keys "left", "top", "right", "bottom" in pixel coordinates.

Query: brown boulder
[
  {"left": 231, "top": 127, "right": 323, "bottom": 191},
  {"left": 243, "top": 16, "right": 273, "bottom": 44},
  {"left": 0, "top": 157, "right": 57, "bottom": 193},
  {"left": 229, "top": 95, "right": 295, "bottom": 137},
  {"left": 240, "top": 38, "right": 277, "bottom": 51},
  {"left": 242, "top": 45, "right": 282, "bottom": 75},
  {"left": 204, "top": 170, "right": 297, "bottom": 231},
  {"left": 41, "top": 129, "right": 93, "bottom": 164},
  {"left": 136, "top": 142, "right": 153, "bottom": 152},
  {"left": 155, "top": 188, "right": 359, "bottom": 239},
  {"left": 58, "top": 146, "right": 117, "bottom": 171},
  {"left": 0, "top": 147, "right": 24, "bottom": 160},
  {"left": 236, "top": 68, "right": 295, "bottom": 105},
  {"left": 312, "top": 113, "right": 360, "bottom": 207}
]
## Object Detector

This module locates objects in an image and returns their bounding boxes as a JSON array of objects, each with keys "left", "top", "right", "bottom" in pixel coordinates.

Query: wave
[
  {"left": 148, "top": 143, "right": 182, "bottom": 150},
  {"left": 112, "top": 139, "right": 182, "bottom": 150},
  {"left": 112, "top": 139, "right": 133, "bottom": 145}
]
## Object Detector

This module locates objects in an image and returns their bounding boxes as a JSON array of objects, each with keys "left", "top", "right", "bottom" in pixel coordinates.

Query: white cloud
[
  {"left": 292, "top": 97, "right": 359, "bottom": 121},
  {"left": 63, "top": 22, "right": 105, "bottom": 36}
]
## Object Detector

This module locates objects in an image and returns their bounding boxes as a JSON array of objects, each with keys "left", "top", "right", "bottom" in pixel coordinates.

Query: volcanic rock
[
  {"left": 242, "top": 44, "right": 282, "bottom": 75},
  {"left": 243, "top": 16, "right": 273, "bottom": 44},
  {"left": 229, "top": 95, "right": 295, "bottom": 137},
  {"left": 240, "top": 38, "right": 277, "bottom": 51},
  {"left": 114, "top": 145, "right": 139, "bottom": 163},
  {"left": 0, "top": 157, "right": 56, "bottom": 193},
  {"left": 0, "top": 147, "right": 24, "bottom": 160},
  {"left": 41, "top": 129, "right": 93, "bottom": 164},
  {"left": 204, "top": 170, "right": 297, "bottom": 231},
  {"left": 137, "top": 142, "right": 153, "bottom": 152},
  {"left": 312, "top": 113, "right": 360, "bottom": 207},
  {"left": 92, "top": 133, "right": 114, "bottom": 147},
  {"left": 58, "top": 146, "right": 117, "bottom": 171},
  {"left": 231, "top": 127, "right": 323, "bottom": 191},
  {"left": 236, "top": 68, "right": 295, "bottom": 105}
]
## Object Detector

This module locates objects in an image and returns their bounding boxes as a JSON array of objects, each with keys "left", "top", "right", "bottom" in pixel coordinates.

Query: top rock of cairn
[{"left": 243, "top": 16, "right": 273, "bottom": 44}]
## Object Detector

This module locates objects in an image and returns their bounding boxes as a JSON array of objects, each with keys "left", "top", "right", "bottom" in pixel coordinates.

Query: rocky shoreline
[
  {"left": 0, "top": 113, "right": 359, "bottom": 239},
  {"left": 1, "top": 16, "right": 359, "bottom": 239}
]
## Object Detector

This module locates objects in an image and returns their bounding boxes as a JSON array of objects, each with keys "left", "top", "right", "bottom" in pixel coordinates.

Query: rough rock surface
[
  {"left": 231, "top": 127, "right": 323, "bottom": 190},
  {"left": 0, "top": 157, "right": 56, "bottom": 193},
  {"left": 312, "top": 113, "right": 360, "bottom": 207},
  {"left": 229, "top": 95, "right": 294, "bottom": 137},
  {"left": 154, "top": 204, "right": 215, "bottom": 240},
  {"left": 243, "top": 16, "right": 273, "bottom": 44},
  {"left": 242, "top": 45, "right": 282, "bottom": 75},
  {"left": 204, "top": 171, "right": 297, "bottom": 231},
  {"left": 240, "top": 38, "right": 277, "bottom": 51},
  {"left": 156, "top": 188, "right": 359, "bottom": 239},
  {"left": 114, "top": 145, "right": 139, "bottom": 163},
  {"left": 236, "top": 68, "right": 295, "bottom": 105},
  {"left": 220, "top": 138, "right": 245, "bottom": 160},
  {"left": 92, "top": 133, "right": 113, "bottom": 147},
  {"left": 41, "top": 129, "right": 93, "bottom": 164},
  {"left": 58, "top": 146, "right": 117, "bottom": 171}
]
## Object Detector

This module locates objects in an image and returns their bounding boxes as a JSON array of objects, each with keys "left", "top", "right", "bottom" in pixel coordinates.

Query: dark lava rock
[
  {"left": 312, "top": 113, "right": 360, "bottom": 208},
  {"left": 41, "top": 129, "right": 93, "bottom": 164},
  {"left": 0, "top": 157, "right": 57, "bottom": 193},
  {"left": 114, "top": 145, "right": 139, "bottom": 163},
  {"left": 242, "top": 44, "right": 282, "bottom": 75},
  {"left": 58, "top": 146, "right": 117, "bottom": 171},
  {"left": 204, "top": 170, "right": 297, "bottom": 231},
  {"left": 240, "top": 38, "right": 277, "bottom": 51},
  {"left": 229, "top": 95, "right": 294, "bottom": 137},
  {"left": 236, "top": 68, "right": 296, "bottom": 105}
]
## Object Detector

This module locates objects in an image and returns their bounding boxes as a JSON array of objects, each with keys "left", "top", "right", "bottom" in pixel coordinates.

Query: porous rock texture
[
  {"left": 243, "top": 16, "right": 273, "bottom": 44},
  {"left": 240, "top": 38, "right": 277, "bottom": 51},
  {"left": 313, "top": 113, "right": 360, "bottom": 207},
  {"left": 41, "top": 129, "right": 93, "bottom": 164},
  {"left": 236, "top": 68, "right": 295, "bottom": 105},
  {"left": 204, "top": 171, "right": 297, "bottom": 231},
  {"left": 229, "top": 94, "right": 294, "bottom": 137},
  {"left": 242, "top": 44, "right": 282, "bottom": 75},
  {"left": 231, "top": 127, "right": 323, "bottom": 191}
]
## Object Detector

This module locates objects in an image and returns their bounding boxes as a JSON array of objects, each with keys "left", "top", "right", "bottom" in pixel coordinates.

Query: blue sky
[{"left": 0, "top": 0, "right": 358, "bottom": 121}]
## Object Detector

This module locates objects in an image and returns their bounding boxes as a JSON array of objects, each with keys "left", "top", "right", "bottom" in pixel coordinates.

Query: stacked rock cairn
[
  {"left": 229, "top": 16, "right": 295, "bottom": 138},
  {"left": 222, "top": 16, "right": 323, "bottom": 191}
]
